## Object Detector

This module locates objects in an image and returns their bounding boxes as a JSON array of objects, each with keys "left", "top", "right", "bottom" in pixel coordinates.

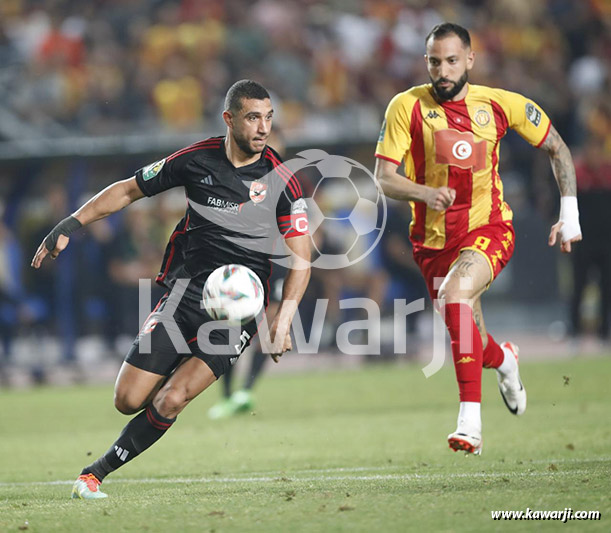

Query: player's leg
[
  {"left": 207, "top": 362, "right": 236, "bottom": 419},
  {"left": 152, "top": 356, "right": 216, "bottom": 418},
  {"left": 74, "top": 356, "right": 215, "bottom": 500},
  {"left": 73, "top": 296, "right": 188, "bottom": 499},
  {"left": 243, "top": 350, "right": 267, "bottom": 391},
  {"left": 437, "top": 250, "right": 491, "bottom": 454},
  {"left": 234, "top": 299, "right": 279, "bottom": 411},
  {"left": 475, "top": 298, "right": 526, "bottom": 416},
  {"left": 208, "top": 297, "right": 278, "bottom": 419},
  {"left": 113, "top": 362, "right": 167, "bottom": 414}
]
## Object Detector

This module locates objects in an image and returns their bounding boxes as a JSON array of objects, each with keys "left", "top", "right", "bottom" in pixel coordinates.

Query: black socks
[{"left": 81, "top": 404, "right": 176, "bottom": 482}]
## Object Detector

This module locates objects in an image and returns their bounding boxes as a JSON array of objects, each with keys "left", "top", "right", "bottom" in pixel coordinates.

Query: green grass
[{"left": 1, "top": 356, "right": 609, "bottom": 532}]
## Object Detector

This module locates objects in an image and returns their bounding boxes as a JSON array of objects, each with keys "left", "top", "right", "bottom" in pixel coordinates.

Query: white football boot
[
  {"left": 496, "top": 342, "right": 527, "bottom": 416},
  {"left": 448, "top": 424, "right": 483, "bottom": 455},
  {"left": 71, "top": 473, "right": 108, "bottom": 500},
  {"left": 448, "top": 402, "right": 482, "bottom": 455}
]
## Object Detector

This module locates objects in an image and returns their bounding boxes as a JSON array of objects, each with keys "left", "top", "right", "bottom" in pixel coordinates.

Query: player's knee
[
  {"left": 437, "top": 285, "right": 462, "bottom": 305},
  {"left": 114, "top": 391, "right": 144, "bottom": 415},
  {"left": 154, "top": 386, "right": 188, "bottom": 418}
]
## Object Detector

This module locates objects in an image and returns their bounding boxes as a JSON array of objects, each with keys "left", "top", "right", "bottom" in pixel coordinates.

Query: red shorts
[{"left": 413, "top": 220, "right": 515, "bottom": 301}]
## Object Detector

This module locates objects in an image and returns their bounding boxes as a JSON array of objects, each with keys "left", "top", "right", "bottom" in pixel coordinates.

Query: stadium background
[{"left": 0, "top": 0, "right": 609, "bottom": 385}]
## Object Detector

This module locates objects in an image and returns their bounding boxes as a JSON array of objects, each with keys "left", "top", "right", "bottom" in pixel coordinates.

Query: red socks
[
  {"left": 443, "top": 303, "right": 483, "bottom": 402},
  {"left": 483, "top": 333, "right": 504, "bottom": 368}
]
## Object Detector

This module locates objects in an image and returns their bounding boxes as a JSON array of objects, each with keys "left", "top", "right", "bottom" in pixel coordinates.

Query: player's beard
[
  {"left": 431, "top": 70, "right": 469, "bottom": 101},
  {"left": 233, "top": 130, "right": 265, "bottom": 157}
]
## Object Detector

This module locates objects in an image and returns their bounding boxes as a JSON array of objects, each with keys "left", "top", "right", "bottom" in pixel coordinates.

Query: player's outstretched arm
[
  {"left": 267, "top": 235, "right": 311, "bottom": 362},
  {"left": 539, "top": 125, "right": 582, "bottom": 253},
  {"left": 31, "top": 177, "right": 145, "bottom": 268},
  {"left": 374, "top": 158, "right": 455, "bottom": 211}
]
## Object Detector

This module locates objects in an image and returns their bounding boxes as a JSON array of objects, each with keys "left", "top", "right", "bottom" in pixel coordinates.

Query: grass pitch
[{"left": 0, "top": 356, "right": 609, "bottom": 532}]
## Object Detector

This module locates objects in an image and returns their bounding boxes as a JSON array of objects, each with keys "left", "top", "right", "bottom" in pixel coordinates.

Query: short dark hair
[
  {"left": 425, "top": 23, "right": 471, "bottom": 49},
  {"left": 224, "top": 79, "right": 270, "bottom": 114}
]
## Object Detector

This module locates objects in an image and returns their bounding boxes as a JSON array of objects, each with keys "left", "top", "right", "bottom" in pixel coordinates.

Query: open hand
[
  {"left": 548, "top": 221, "right": 582, "bottom": 253},
  {"left": 31, "top": 234, "right": 69, "bottom": 269}
]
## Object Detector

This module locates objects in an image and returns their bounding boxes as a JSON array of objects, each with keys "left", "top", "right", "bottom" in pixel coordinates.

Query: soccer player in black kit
[{"left": 31, "top": 80, "right": 311, "bottom": 499}]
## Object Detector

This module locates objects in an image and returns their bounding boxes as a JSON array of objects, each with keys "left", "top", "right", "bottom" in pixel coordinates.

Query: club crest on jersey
[
  {"left": 249, "top": 181, "right": 267, "bottom": 204},
  {"left": 142, "top": 159, "right": 166, "bottom": 181},
  {"left": 474, "top": 108, "right": 491, "bottom": 127},
  {"left": 138, "top": 317, "right": 158, "bottom": 340}
]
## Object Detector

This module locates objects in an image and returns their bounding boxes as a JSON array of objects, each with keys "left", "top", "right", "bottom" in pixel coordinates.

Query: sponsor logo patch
[
  {"left": 290, "top": 198, "right": 307, "bottom": 215},
  {"left": 207, "top": 196, "right": 241, "bottom": 214},
  {"left": 525, "top": 103, "right": 541, "bottom": 126},
  {"left": 378, "top": 119, "right": 386, "bottom": 142},
  {"left": 142, "top": 159, "right": 166, "bottom": 181}
]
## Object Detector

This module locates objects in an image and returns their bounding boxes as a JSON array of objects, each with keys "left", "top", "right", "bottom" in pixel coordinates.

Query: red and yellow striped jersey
[{"left": 375, "top": 84, "right": 551, "bottom": 250}]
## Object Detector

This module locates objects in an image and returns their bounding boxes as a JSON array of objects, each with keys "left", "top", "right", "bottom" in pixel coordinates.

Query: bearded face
[{"left": 425, "top": 34, "right": 474, "bottom": 102}]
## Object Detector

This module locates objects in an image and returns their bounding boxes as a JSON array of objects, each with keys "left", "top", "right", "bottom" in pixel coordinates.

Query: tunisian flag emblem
[
  {"left": 249, "top": 181, "right": 267, "bottom": 204},
  {"left": 434, "top": 129, "right": 487, "bottom": 172}
]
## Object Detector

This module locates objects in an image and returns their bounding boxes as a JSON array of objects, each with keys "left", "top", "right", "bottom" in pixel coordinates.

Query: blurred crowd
[
  {"left": 0, "top": 0, "right": 609, "bottom": 147},
  {"left": 1, "top": 0, "right": 610, "bottom": 380}
]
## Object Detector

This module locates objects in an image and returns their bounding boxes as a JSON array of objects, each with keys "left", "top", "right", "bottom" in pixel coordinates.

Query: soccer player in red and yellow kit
[{"left": 375, "top": 23, "right": 582, "bottom": 454}]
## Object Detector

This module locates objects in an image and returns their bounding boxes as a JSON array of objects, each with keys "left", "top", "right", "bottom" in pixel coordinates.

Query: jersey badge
[
  {"left": 474, "top": 108, "right": 491, "bottom": 127},
  {"left": 525, "top": 103, "right": 541, "bottom": 126},
  {"left": 290, "top": 198, "right": 307, "bottom": 215},
  {"left": 142, "top": 159, "right": 166, "bottom": 181},
  {"left": 249, "top": 181, "right": 267, "bottom": 204},
  {"left": 426, "top": 110, "right": 441, "bottom": 120},
  {"left": 378, "top": 119, "right": 387, "bottom": 142}
]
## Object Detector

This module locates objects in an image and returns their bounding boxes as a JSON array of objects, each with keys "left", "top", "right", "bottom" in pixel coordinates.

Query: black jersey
[{"left": 135, "top": 136, "right": 307, "bottom": 306}]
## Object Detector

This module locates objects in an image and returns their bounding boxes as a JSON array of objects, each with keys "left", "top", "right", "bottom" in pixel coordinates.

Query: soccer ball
[{"left": 202, "top": 264, "right": 264, "bottom": 323}]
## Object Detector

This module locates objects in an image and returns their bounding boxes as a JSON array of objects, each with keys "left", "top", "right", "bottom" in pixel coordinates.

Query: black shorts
[{"left": 125, "top": 292, "right": 259, "bottom": 379}]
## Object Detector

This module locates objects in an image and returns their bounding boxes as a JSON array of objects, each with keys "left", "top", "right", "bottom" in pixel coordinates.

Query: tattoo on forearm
[
  {"left": 541, "top": 126, "right": 577, "bottom": 196},
  {"left": 551, "top": 146, "right": 577, "bottom": 196}
]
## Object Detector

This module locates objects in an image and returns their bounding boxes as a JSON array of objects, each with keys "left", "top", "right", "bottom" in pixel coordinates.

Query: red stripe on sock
[
  {"left": 443, "top": 303, "right": 483, "bottom": 402},
  {"left": 146, "top": 406, "right": 173, "bottom": 431},
  {"left": 483, "top": 333, "right": 504, "bottom": 368}
]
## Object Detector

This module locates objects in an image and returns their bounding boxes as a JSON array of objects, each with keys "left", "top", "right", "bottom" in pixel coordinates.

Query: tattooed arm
[
  {"left": 539, "top": 125, "right": 582, "bottom": 253},
  {"left": 540, "top": 125, "right": 577, "bottom": 196}
]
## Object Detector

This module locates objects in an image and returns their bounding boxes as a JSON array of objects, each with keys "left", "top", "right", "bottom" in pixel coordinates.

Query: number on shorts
[{"left": 474, "top": 236, "right": 491, "bottom": 251}]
